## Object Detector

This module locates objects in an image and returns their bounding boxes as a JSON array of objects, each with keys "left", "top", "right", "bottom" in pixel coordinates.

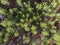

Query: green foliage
[
  {"left": 14, "top": 31, "right": 19, "bottom": 37},
  {"left": 23, "top": 34, "right": 30, "bottom": 43},
  {"left": 0, "top": 8, "right": 6, "bottom": 14},
  {"left": 0, "top": 0, "right": 9, "bottom": 5},
  {"left": 0, "top": 0, "right": 60, "bottom": 45},
  {"left": 32, "top": 41, "right": 36, "bottom": 45}
]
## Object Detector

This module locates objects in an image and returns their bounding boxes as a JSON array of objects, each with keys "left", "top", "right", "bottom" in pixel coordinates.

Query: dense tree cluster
[{"left": 0, "top": 0, "right": 60, "bottom": 45}]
